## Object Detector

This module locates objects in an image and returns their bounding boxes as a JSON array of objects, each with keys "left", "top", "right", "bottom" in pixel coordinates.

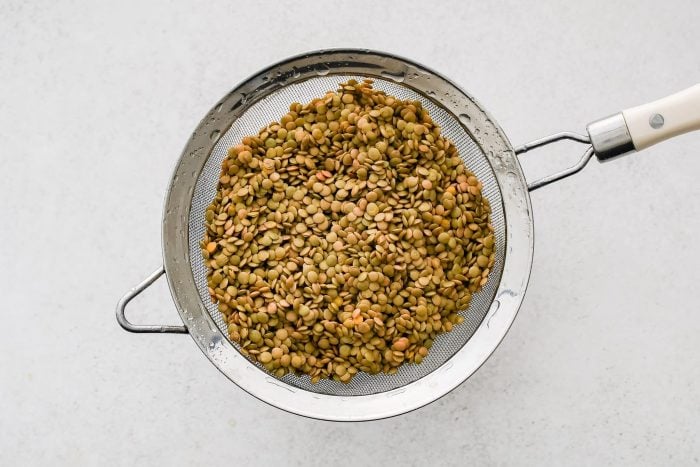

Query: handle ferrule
[{"left": 586, "top": 113, "right": 635, "bottom": 161}]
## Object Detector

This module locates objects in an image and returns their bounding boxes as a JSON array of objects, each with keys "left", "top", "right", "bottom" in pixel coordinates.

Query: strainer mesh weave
[{"left": 187, "top": 76, "right": 505, "bottom": 396}]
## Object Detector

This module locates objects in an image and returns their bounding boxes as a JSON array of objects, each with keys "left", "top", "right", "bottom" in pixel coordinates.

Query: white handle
[{"left": 622, "top": 84, "right": 700, "bottom": 151}]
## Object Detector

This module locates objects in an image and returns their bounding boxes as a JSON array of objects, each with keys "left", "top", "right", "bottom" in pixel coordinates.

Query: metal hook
[
  {"left": 514, "top": 132, "right": 591, "bottom": 154},
  {"left": 116, "top": 266, "right": 188, "bottom": 334},
  {"left": 514, "top": 132, "right": 595, "bottom": 192}
]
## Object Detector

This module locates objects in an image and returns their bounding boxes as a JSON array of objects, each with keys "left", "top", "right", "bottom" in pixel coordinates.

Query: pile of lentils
[{"left": 202, "top": 79, "right": 495, "bottom": 384}]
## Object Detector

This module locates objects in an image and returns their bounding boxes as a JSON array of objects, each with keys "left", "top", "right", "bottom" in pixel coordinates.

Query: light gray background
[{"left": 1, "top": 1, "right": 698, "bottom": 466}]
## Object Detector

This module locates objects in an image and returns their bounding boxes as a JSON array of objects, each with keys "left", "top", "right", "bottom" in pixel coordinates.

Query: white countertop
[{"left": 1, "top": 1, "right": 699, "bottom": 465}]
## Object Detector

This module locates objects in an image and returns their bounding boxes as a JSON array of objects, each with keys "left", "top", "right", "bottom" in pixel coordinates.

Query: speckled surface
[{"left": 1, "top": 1, "right": 699, "bottom": 465}]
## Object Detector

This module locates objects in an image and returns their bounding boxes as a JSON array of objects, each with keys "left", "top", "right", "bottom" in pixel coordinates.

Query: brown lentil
[{"left": 202, "top": 80, "right": 495, "bottom": 384}]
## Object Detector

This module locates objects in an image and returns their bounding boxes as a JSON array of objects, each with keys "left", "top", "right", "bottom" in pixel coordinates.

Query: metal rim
[{"left": 161, "top": 49, "right": 534, "bottom": 421}]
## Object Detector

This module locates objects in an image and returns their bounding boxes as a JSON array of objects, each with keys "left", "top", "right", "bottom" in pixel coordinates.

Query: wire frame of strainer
[{"left": 158, "top": 50, "right": 533, "bottom": 421}]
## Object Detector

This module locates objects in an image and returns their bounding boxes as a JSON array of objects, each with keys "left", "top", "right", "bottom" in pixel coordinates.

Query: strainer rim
[{"left": 161, "top": 48, "right": 534, "bottom": 421}]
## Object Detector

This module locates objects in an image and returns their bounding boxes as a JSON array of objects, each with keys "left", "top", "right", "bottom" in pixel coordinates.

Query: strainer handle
[
  {"left": 116, "top": 266, "right": 188, "bottom": 334},
  {"left": 517, "top": 84, "right": 700, "bottom": 191},
  {"left": 587, "top": 83, "right": 700, "bottom": 160},
  {"left": 514, "top": 132, "right": 595, "bottom": 191}
]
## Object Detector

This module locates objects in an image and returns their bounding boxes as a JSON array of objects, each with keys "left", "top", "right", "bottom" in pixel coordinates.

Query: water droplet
[
  {"left": 316, "top": 63, "right": 330, "bottom": 76},
  {"left": 209, "top": 129, "right": 221, "bottom": 142},
  {"left": 231, "top": 93, "right": 248, "bottom": 112},
  {"left": 486, "top": 299, "right": 501, "bottom": 328},
  {"left": 262, "top": 75, "right": 269, "bottom": 82},
  {"left": 386, "top": 388, "right": 407, "bottom": 397},
  {"left": 498, "top": 289, "right": 517, "bottom": 298},
  {"left": 291, "top": 67, "right": 301, "bottom": 78},
  {"left": 458, "top": 113, "right": 471, "bottom": 124},
  {"left": 214, "top": 102, "right": 223, "bottom": 112},
  {"left": 380, "top": 69, "right": 405, "bottom": 82}
]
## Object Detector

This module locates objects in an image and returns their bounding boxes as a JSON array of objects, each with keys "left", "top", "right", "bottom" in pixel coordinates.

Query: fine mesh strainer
[{"left": 117, "top": 49, "right": 700, "bottom": 421}]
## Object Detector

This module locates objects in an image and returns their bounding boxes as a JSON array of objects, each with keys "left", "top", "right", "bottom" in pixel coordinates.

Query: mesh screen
[{"left": 187, "top": 76, "right": 505, "bottom": 396}]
